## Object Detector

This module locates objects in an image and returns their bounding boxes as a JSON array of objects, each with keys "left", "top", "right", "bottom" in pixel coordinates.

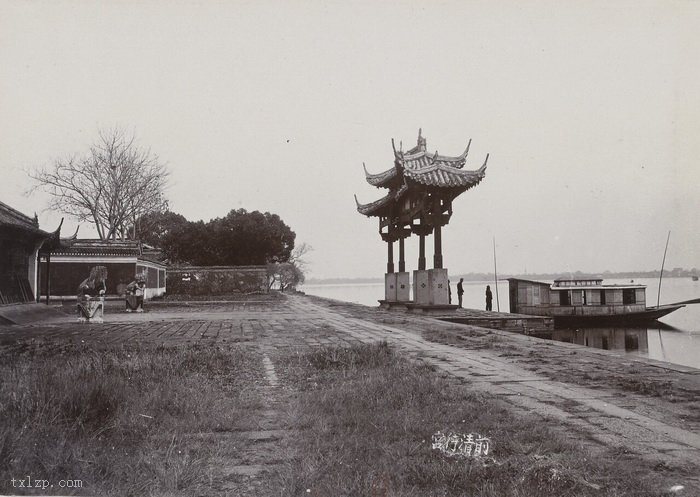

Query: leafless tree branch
[{"left": 28, "top": 127, "right": 169, "bottom": 240}]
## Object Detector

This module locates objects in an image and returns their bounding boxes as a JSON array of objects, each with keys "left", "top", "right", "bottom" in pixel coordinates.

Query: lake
[{"left": 301, "top": 277, "right": 700, "bottom": 369}]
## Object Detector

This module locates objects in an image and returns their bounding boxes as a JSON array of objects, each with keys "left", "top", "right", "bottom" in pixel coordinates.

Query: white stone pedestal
[
  {"left": 384, "top": 272, "right": 397, "bottom": 302},
  {"left": 430, "top": 268, "right": 450, "bottom": 305},
  {"left": 413, "top": 270, "right": 431, "bottom": 305},
  {"left": 413, "top": 268, "right": 450, "bottom": 305},
  {"left": 396, "top": 272, "right": 410, "bottom": 301}
]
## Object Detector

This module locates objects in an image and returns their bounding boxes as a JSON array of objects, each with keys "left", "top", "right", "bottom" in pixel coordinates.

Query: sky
[{"left": 1, "top": 0, "right": 699, "bottom": 279}]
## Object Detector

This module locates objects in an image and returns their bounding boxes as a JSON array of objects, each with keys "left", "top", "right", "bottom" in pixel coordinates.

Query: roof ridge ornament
[
  {"left": 460, "top": 139, "right": 472, "bottom": 160},
  {"left": 417, "top": 128, "right": 427, "bottom": 152},
  {"left": 391, "top": 138, "right": 400, "bottom": 159}
]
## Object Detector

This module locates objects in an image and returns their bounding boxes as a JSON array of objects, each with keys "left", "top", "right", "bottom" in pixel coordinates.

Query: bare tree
[
  {"left": 28, "top": 128, "right": 169, "bottom": 240},
  {"left": 267, "top": 242, "right": 312, "bottom": 291}
]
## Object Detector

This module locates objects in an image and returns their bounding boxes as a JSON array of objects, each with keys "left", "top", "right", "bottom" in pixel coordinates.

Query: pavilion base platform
[
  {"left": 378, "top": 299, "right": 411, "bottom": 311},
  {"left": 436, "top": 308, "right": 555, "bottom": 334},
  {"left": 405, "top": 303, "right": 460, "bottom": 315}
]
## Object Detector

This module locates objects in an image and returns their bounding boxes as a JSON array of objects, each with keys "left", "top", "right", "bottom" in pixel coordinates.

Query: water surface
[{"left": 301, "top": 277, "right": 700, "bottom": 369}]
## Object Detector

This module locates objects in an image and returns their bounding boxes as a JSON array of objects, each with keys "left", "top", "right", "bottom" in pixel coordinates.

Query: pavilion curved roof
[
  {"left": 363, "top": 163, "right": 399, "bottom": 187},
  {"left": 403, "top": 155, "right": 488, "bottom": 188},
  {"left": 362, "top": 133, "right": 482, "bottom": 189},
  {"left": 355, "top": 184, "right": 408, "bottom": 217},
  {"left": 356, "top": 131, "right": 488, "bottom": 217}
]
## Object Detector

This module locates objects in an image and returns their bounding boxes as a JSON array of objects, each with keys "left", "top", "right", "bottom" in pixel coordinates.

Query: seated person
[
  {"left": 77, "top": 266, "right": 107, "bottom": 323},
  {"left": 125, "top": 279, "right": 146, "bottom": 312}
]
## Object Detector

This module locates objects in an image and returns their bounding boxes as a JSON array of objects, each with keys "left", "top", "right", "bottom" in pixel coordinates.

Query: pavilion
[{"left": 355, "top": 130, "right": 487, "bottom": 310}]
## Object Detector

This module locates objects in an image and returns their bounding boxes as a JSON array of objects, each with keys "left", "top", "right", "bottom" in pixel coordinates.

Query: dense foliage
[
  {"left": 139, "top": 209, "right": 296, "bottom": 266},
  {"left": 132, "top": 210, "right": 188, "bottom": 248}
]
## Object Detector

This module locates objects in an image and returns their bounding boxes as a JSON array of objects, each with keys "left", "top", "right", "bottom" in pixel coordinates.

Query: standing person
[
  {"left": 485, "top": 285, "right": 493, "bottom": 311},
  {"left": 457, "top": 278, "right": 464, "bottom": 308},
  {"left": 448, "top": 280, "right": 452, "bottom": 305}
]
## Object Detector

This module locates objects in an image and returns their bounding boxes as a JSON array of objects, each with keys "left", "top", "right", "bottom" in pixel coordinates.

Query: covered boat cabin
[{"left": 508, "top": 277, "right": 646, "bottom": 318}]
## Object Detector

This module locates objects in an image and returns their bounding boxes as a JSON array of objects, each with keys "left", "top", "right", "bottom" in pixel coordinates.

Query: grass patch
[
  {"left": 0, "top": 343, "right": 260, "bottom": 496},
  {"left": 278, "top": 342, "right": 686, "bottom": 497},
  {"left": 615, "top": 377, "right": 673, "bottom": 397}
]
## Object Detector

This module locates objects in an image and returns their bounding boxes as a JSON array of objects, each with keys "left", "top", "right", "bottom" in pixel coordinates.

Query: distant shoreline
[{"left": 305, "top": 270, "right": 698, "bottom": 285}]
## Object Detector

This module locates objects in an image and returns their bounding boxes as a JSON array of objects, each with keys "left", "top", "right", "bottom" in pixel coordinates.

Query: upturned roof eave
[
  {"left": 403, "top": 162, "right": 487, "bottom": 189},
  {"left": 363, "top": 163, "right": 401, "bottom": 188}
]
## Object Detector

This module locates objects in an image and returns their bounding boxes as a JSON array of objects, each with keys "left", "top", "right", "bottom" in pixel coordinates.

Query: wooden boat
[{"left": 507, "top": 277, "right": 685, "bottom": 326}]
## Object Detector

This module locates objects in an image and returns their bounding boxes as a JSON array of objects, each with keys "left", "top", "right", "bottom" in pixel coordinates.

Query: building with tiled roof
[
  {"left": 39, "top": 239, "right": 166, "bottom": 299},
  {"left": 0, "top": 200, "right": 53, "bottom": 304},
  {"left": 355, "top": 130, "right": 488, "bottom": 308}
]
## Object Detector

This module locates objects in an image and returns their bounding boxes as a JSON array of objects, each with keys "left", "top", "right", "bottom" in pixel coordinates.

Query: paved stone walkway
[{"left": 2, "top": 293, "right": 699, "bottom": 493}]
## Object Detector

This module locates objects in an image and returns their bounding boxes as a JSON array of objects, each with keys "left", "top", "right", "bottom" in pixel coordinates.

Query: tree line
[
  {"left": 135, "top": 209, "right": 296, "bottom": 267},
  {"left": 29, "top": 127, "right": 308, "bottom": 289}
]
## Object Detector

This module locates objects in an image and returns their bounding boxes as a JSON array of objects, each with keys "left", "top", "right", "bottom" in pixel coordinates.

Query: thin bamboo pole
[
  {"left": 493, "top": 236, "right": 500, "bottom": 312},
  {"left": 657, "top": 231, "right": 671, "bottom": 308}
]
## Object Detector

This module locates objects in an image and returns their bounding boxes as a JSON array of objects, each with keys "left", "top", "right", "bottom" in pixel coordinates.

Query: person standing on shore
[
  {"left": 448, "top": 280, "right": 452, "bottom": 304},
  {"left": 457, "top": 278, "right": 464, "bottom": 308},
  {"left": 485, "top": 285, "right": 493, "bottom": 311}
]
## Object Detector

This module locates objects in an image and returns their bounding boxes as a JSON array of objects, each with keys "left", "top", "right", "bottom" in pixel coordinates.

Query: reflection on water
[
  {"left": 302, "top": 277, "right": 700, "bottom": 370},
  {"left": 531, "top": 277, "right": 700, "bottom": 369},
  {"left": 546, "top": 327, "right": 650, "bottom": 354}
]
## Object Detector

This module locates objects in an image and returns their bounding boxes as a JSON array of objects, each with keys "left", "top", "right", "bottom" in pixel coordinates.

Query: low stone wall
[{"left": 167, "top": 266, "right": 268, "bottom": 296}]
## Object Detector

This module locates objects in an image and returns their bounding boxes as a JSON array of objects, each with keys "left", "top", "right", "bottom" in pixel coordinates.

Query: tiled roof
[
  {"left": 400, "top": 139, "right": 472, "bottom": 171},
  {"left": 51, "top": 239, "right": 142, "bottom": 257},
  {"left": 363, "top": 163, "right": 399, "bottom": 187},
  {"left": 355, "top": 184, "right": 408, "bottom": 217},
  {"left": 403, "top": 156, "right": 487, "bottom": 188},
  {"left": 361, "top": 133, "right": 486, "bottom": 191},
  {"left": 0, "top": 200, "right": 47, "bottom": 235}
]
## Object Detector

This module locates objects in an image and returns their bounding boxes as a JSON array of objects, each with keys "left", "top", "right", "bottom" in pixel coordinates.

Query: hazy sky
[{"left": 2, "top": 0, "right": 699, "bottom": 278}]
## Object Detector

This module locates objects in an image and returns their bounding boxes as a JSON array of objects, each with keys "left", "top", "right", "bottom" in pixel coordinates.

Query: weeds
[
  {"left": 0, "top": 343, "right": 259, "bottom": 496},
  {"left": 279, "top": 342, "right": 683, "bottom": 497}
]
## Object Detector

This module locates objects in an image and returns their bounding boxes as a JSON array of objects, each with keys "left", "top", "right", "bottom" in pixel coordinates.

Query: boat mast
[
  {"left": 493, "top": 236, "right": 500, "bottom": 312},
  {"left": 657, "top": 231, "right": 671, "bottom": 308}
]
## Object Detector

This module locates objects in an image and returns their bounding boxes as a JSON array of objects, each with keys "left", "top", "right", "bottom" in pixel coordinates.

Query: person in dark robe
[
  {"left": 125, "top": 276, "right": 146, "bottom": 312},
  {"left": 457, "top": 278, "right": 464, "bottom": 308},
  {"left": 77, "top": 266, "right": 107, "bottom": 322},
  {"left": 486, "top": 285, "right": 493, "bottom": 311}
]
